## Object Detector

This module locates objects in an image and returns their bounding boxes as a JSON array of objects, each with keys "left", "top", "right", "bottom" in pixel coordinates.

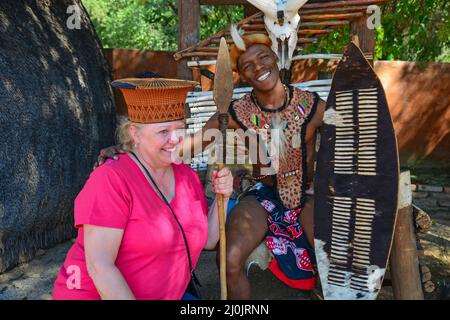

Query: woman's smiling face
[
  {"left": 130, "top": 120, "right": 186, "bottom": 167},
  {"left": 237, "top": 44, "right": 280, "bottom": 93}
]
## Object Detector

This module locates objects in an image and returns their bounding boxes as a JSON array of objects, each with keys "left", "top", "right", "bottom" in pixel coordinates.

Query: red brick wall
[
  {"left": 103, "top": 48, "right": 178, "bottom": 115},
  {"left": 376, "top": 61, "right": 450, "bottom": 169},
  {"left": 291, "top": 60, "right": 450, "bottom": 169}
]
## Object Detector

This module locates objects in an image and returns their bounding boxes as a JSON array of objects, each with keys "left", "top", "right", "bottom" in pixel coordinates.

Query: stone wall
[{"left": 412, "top": 184, "right": 450, "bottom": 217}]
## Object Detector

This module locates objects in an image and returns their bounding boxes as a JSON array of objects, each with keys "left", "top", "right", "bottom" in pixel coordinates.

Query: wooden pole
[
  {"left": 389, "top": 171, "right": 424, "bottom": 300},
  {"left": 177, "top": 0, "right": 200, "bottom": 79},
  {"left": 217, "top": 164, "right": 227, "bottom": 300},
  {"left": 216, "top": 113, "right": 229, "bottom": 300},
  {"left": 350, "top": 15, "right": 375, "bottom": 66},
  {"left": 213, "top": 37, "right": 233, "bottom": 300}
]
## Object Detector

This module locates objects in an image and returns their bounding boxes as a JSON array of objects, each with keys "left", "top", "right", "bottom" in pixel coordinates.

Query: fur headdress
[{"left": 229, "top": 24, "right": 272, "bottom": 72}]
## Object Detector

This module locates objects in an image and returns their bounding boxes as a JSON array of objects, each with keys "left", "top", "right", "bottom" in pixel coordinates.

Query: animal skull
[{"left": 247, "top": 0, "right": 309, "bottom": 71}]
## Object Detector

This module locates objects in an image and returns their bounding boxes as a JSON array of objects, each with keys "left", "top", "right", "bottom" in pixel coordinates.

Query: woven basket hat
[{"left": 111, "top": 78, "right": 199, "bottom": 123}]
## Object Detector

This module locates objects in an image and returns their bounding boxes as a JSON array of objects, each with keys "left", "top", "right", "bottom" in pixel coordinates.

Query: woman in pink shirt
[{"left": 52, "top": 78, "right": 232, "bottom": 300}]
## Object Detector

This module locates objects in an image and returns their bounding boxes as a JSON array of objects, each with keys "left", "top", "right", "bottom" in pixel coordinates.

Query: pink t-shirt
[{"left": 52, "top": 154, "right": 208, "bottom": 300}]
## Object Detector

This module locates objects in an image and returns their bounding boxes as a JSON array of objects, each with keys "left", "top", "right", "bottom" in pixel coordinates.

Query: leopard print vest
[{"left": 229, "top": 86, "right": 319, "bottom": 210}]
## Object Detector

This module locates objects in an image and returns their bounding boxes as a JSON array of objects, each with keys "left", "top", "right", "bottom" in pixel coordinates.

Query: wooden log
[
  {"left": 240, "top": 24, "right": 266, "bottom": 30},
  {"left": 301, "top": 20, "right": 350, "bottom": 27},
  {"left": 195, "top": 46, "right": 220, "bottom": 52},
  {"left": 211, "top": 39, "right": 235, "bottom": 45},
  {"left": 174, "top": 11, "right": 264, "bottom": 61},
  {"left": 301, "top": 0, "right": 388, "bottom": 10},
  {"left": 299, "top": 28, "right": 335, "bottom": 35},
  {"left": 181, "top": 52, "right": 219, "bottom": 58},
  {"left": 200, "top": 0, "right": 248, "bottom": 5},
  {"left": 224, "top": 25, "right": 335, "bottom": 35},
  {"left": 420, "top": 265, "right": 432, "bottom": 283},
  {"left": 298, "top": 37, "right": 318, "bottom": 43},
  {"left": 251, "top": 12, "right": 364, "bottom": 23},
  {"left": 412, "top": 205, "right": 433, "bottom": 234},
  {"left": 191, "top": 65, "right": 202, "bottom": 84},
  {"left": 301, "top": 12, "right": 364, "bottom": 21},
  {"left": 243, "top": 3, "right": 259, "bottom": 17},
  {"left": 177, "top": 0, "right": 200, "bottom": 79},
  {"left": 350, "top": 15, "right": 375, "bottom": 66},
  {"left": 200, "top": 0, "right": 388, "bottom": 7},
  {"left": 423, "top": 281, "right": 436, "bottom": 293},
  {"left": 300, "top": 6, "right": 370, "bottom": 15},
  {"left": 174, "top": 30, "right": 228, "bottom": 61},
  {"left": 389, "top": 171, "right": 424, "bottom": 300}
]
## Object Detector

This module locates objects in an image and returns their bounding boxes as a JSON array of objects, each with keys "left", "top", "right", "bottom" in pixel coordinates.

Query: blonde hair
[{"left": 116, "top": 116, "right": 145, "bottom": 151}]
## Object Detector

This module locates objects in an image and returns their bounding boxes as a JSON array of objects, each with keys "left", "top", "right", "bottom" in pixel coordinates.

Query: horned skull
[{"left": 247, "top": 0, "right": 309, "bottom": 71}]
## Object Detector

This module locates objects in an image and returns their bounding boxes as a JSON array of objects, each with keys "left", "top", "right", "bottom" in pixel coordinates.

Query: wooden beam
[
  {"left": 301, "top": 12, "right": 364, "bottom": 21},
  {"left": 199, "top": 0, "right": 247, "bottom": 4},
  {"left": 300, "top": 5, "right": 370, "bottom": 15},
  {"left": 178, "top": 0, "right": 200, "bottom": 79},
  {"left": 182, "top": 52, "right": 219, "bottom": 58},
  {"left": 298, "top": 37, "right": 318, "bottom": 44},
  {"left": 389, "top": 171, "right": 424, "bottom": 300},
  {"left": 199, "top": 0, "right": 388, "bottom": 7},
  {"left": 350, "top": 14, "right": 375, "bottom": 66},
  {"left": 240, "top": 24, "right": 266, "bottom": 31},
  {"left": 301, "top": 20, "right": 350, "bottom": 27},
  {"left": 210, "top": 39, "right": 235, "bottom": 45},
  {"left": 299, "top": 28, "right": 336, "bottom": 35},
  {"left": 244, "top": 3, "right": 259, "bottom": 17},
  {"left": 302, "top": 0, "right": 388, "bottom": 9},
  {"left": 174, "top": 11, "right": 262, "bottom": 61},
  {"left": 253, "top": 13, "right": 364, "bottom": 24},
  {"left": 248, "top": 19, "right": 351, "bottom": 27}
]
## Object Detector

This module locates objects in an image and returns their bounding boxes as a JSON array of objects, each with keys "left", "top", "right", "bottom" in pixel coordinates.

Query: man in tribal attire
[{"left": 187, "top": 29, "right": 326, "bottom": 299}]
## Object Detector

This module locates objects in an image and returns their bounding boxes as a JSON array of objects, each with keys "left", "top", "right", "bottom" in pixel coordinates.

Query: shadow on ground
[{"left": 0, "top": 210, "right": 448, "bottom": 300}]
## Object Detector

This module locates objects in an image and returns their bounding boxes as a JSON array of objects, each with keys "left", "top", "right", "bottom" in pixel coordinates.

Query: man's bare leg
[
  {"left": 223, "top": 195, "right": 268, "bottom": 300},
  {"left": 299, "top": 195, "right": 315, "bottom": 249}
]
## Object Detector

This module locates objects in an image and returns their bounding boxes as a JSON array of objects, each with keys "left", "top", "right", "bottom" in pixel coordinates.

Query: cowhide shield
[{"left": 313, "top": 42, "right": 399, "bottom": 300}]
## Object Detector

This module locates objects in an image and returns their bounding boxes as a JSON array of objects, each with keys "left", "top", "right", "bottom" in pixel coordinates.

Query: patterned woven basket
[{"left": 111, "top": 78, "right": 199, "bottom": 123}]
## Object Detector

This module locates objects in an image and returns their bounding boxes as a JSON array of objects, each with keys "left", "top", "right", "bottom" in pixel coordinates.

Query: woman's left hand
[{"left": 211, "top": 167, "right": 233, "bottom": 199}]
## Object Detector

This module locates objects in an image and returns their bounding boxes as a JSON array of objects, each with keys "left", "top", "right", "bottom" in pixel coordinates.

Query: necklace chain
[{"left": 251, "top": 84, "right": 290, "bottom": 111}]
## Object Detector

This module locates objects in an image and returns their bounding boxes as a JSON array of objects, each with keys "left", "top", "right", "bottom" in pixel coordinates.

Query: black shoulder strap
[{"left": 129, "top": 151, "right": 194, "bottom": 275}]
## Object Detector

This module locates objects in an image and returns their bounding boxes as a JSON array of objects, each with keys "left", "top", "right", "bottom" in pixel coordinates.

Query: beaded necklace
[{"left": 250, "top": 84, "right": 290, "bottom": 130}]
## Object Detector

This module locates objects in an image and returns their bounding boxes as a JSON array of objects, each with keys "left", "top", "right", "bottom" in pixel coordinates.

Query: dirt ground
[{"left": 0, "top": 204, "right": 448, "bottom": 300}]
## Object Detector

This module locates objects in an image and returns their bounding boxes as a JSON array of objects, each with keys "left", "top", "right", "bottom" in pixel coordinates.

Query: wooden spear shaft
[
  {"left": 213, "top": 37, "right": 233, "bottom": 300},
  {"left": 217, "top": 113, "right": 228, "bottom": 300}
]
